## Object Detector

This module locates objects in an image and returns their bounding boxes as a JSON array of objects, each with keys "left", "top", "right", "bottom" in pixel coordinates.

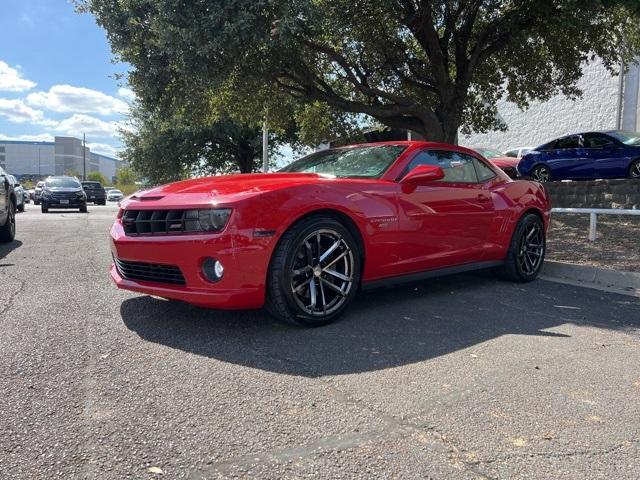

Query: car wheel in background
[
  {"left": 266, "top": 215, "right": 361, "bottom": 327},
  {"left": 495, "top": 213, "right": 545, "bottom": 282},
  {"left": 0, "top": 200, "right": 16, "bottom": 242},
  {"left": 41, "top": 204, "right": 48, "bottom": 213},
  {"left": 17, "top": 203, "right": 25, "bottom": 213},
  {"left": 80, "top": 204, "right": 88, "bottom": 213},
  {"left": 34, "top": 200, "right": 40, "bottom": 205},
  {"left": 531, "top": 165, "right": 552, "bottom": 183},
  {"left": 629, "top": 159, "right": 640, "bottom": 179}
]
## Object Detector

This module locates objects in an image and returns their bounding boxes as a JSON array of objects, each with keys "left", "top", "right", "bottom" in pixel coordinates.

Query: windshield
[
  {"left": 474, "top": 147, "right": 503, "bottom": 158},
  {"left": 279, "top": 145, "right": 407, "bottom": 178},
  {"left": 45, "top": 178, "right": 81, "bottom": 188},
  {"left": 605, "top": 130, "right": 640, "bottom": 146}
]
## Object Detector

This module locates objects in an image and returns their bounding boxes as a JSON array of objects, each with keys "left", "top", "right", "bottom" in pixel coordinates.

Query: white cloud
[
  {"left": 118, "top": 87, "right": 136, "bottom": 101},
  {"left": 27, "top": 84, "right": 129, "bottom": 116},
  {"left": 55, "top": 113, "right": 123, "bottom": 138},
  {"left": 0, "top": 61, "right": 36, "bottom": 92},
  {"left": 87, "top": 142, "right": 121, "bottom": 157},
  {"left": 0, "top": 133, "right": 54, "bottom": 142},
  {"left": 0, "top": 98, "right": 48, "bottom": 124}
]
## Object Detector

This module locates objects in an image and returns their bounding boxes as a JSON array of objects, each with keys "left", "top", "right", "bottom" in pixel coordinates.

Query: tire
[
  {"left": 266, "top": 215, "right": 361, "bottom": 327},
  {"left": 17, "top": 202, "right": 25, "bottom": 213},
  {"left": 41, "top": 203, "right": 48, "bottom": 213},
  {"left": 34, "top": 200, "right": 40, "bottom": 205},
  {"left": 495, "top": 213, "right": 545, "bottom": 282},
  {"left": 0, "top": 200, "right": 16, "bottom": 243},
  {"left": 530, "top": 165, "right": 552, "bottom": 183},
  {"left": 629, "top": 159, "right": 640, "bottom": 179},
  {"left": 80, "top": 204, "right": 88, "bottom": 213}
]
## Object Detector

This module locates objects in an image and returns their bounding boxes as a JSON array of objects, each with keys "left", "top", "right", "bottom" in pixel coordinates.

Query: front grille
[
  {"left": 122, "top": 209, "right": 199, "bottom": 236},
  {"left": 501, "top": 167, "right": 518, "bottom": 179},
  {"left": 114, "top": 257, "right": 186, "bottom": 285},
  {"left": 51, "top": 192, "right": 81, "bottom": 200}
]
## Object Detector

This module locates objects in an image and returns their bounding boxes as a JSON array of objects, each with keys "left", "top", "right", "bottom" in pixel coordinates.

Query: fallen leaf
[
  {"left": 512, "top": 438, "right": 528, "bottom": 447},
  {"left": 542, "top": 432, "right": 555, "bottom": 440},
  {"left": 148, "top": 467, "right": 163, "bottom": 474}
]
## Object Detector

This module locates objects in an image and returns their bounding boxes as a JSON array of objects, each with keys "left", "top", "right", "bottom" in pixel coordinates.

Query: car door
[
  {"left": 0, "top": 168, "right": 7, "bottom": 224},
  {"left": 395, "top": 149, "right": 496, "bottom": 274},
  {"left": 547, "top": 135, "right": 592, "bottom": 179},
  {"left": 582, "top": 133, "right": 627, "bottom": 179}
]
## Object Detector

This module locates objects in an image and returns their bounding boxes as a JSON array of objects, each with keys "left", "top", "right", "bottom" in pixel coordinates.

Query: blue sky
[{"left": 0, "top": 0, "right": 130, "bottom": 158}]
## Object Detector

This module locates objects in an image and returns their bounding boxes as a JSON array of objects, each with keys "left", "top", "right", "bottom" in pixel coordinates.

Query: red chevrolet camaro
[{"left": 110, "top": 141, "right": 550, "bottom": 326}]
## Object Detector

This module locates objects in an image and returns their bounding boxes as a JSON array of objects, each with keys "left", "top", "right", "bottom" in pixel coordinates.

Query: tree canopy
[{"left": 84, "top": 1, "right": 640, "bottom": 145}]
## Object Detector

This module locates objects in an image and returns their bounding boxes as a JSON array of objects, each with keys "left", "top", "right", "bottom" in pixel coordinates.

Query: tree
[
  {"left": 84, "top": 1, "right": 640, "bottom": 144},
  {"left": 87, "top": 171, "right": 108, "bottom": 185},
  {"left": 115, "top": 166, "right": 137, "bottom": 186}
]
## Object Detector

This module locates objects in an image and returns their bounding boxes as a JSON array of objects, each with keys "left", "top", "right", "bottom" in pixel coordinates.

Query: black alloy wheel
[
  {"left": 629, "top": 159, "right": 640, "bottom": 179},
  {"left": 531, "top": 165, "right": 551, "bottom": 183},
  {"left": 267, "top": 216, "right": 361, "bottom": 326},
  {"left": 495, "top": 213, "right": 545, "bottom": 282}
]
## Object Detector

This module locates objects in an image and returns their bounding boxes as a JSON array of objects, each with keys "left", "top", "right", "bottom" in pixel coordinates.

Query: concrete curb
[{"left": 541, "top": 260, "right": 640, "bottom": 297}]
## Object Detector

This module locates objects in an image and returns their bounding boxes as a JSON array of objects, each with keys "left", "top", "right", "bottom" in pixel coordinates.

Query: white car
[
  {"left": 7, "top": 175, "right": 25, "bottom": 212},
  {"left": 504, "top": 146, "right": 535, "bottom": 158},
  {"left": 107, "top": 189, "right": 124, "bottom": 202}
]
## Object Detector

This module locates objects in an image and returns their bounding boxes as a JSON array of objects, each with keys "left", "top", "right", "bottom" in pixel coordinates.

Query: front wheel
[
  {"left": 41, "top": 204, "right": 48, "bottom": 214},
  {"left": 531, "top": 165, "right": 551, "bottom": 183},
  {"left": 496, "top": 213, "right": 545, "bottom": 282},
  {"left": 0, "top": 201, "right": 16, "bottom": 242},
  {"left": 80, "top": 204, "right": 88, "bottom": 213},
  {"left": 17, "top": 203, "right": 25, "bottom": 212},
  {"left": 629, "top": 159, "right": 640, "bottom": 179},
  {"left": 266, "top": 216, "right": 361, "bottom": 327}
]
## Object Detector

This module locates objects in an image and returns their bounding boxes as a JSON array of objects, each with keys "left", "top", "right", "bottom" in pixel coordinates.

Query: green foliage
[
  {"left": 86, "top": 171, "right": 108, "bottom": 185},
  {"left": 83, "top": 0, "right": 640, "bottom": 144},
  {"left": 115, "top": 166, "right": 137, "bottom": 186}
]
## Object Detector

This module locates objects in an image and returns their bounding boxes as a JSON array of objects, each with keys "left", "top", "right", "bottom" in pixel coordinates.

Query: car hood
[
  {"left": 122, "top": 173, "right": 338, "bottom": 208},
  {"left": 487, "top": 157, "right": 520, "bottom": 168}
]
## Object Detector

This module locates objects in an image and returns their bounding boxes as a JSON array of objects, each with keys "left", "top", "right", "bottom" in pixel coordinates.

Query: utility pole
[
  {"left": 82, "top": 133, "right": 87, "bottom": 180},
  {"left": 616, "top": 60, "right": 625, "bottom": 130},
  {"left": 262, "top": 121, "right": 268, "bottom": 172}
]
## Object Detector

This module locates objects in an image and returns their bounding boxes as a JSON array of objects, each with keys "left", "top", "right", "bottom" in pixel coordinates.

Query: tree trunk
[{"left": 236, "top": 141, "right": 254, "bottom": 173}]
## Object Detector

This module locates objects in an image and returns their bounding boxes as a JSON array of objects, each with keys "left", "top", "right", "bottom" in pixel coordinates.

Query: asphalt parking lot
[{"left": 1, "top": 204, "right": 639, "bottom": 479}]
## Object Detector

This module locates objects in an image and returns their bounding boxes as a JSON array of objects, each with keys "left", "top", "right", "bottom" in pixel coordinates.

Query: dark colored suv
[
  {"left": 0, "top": 166, "right": 16, "bottom": 242},
  {"left": 81, "top": 181, "right": 107, "bottom": 205},
  {"left": 41, "top": 176, "right": 87, "bottom": 213}
]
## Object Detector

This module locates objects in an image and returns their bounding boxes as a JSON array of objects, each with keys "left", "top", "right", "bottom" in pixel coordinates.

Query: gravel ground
[
  {"left": 548, "top": 215, "right": 640, "bottom": 272},
  {"left": 1, "top": 204, "right": 639, "bottom": 479}
]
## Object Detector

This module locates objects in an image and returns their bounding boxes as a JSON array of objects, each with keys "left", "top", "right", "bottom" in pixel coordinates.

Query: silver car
[
  {"left": 7, "top": 175, "right": 25, "bottom": 212},
  {"left": 107, "top": 189, "right": 124, "bottom": 202}
]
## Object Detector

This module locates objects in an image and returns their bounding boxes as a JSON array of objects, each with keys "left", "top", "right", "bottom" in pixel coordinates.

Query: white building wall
[
  {"left": 2, "top": 143, "right": 55, "bottom": 175},
  {"left": 460, "top": 59, "right": 622, "bottom": 151}
]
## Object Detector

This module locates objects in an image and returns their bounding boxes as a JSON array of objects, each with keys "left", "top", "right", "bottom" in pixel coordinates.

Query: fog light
[{"left": 202, "top": 257, "right": 224, "bottom": 282}]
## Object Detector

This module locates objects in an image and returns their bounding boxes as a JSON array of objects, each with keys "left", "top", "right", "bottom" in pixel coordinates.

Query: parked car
[
  {"left": 0, "top": 166, "right": 16, "bottom": 242},
  {"left": 504, "top": 146, "right": 535, "bottom": 158},
  {"left": 40, "top": 176, "right": 87, "bottom": 213},
  {"left": 107, "top": 189, "right": 124, "bottom": 202},
  {"left": 472, "top": 147, "right": 520, "bottom": 179},
  {"left": 33, "top": 181, "right": 45, "bottom": 205},
  {"left": 518, "top": 130, "right": 640, "bottom": 182},
  {"left": 81, "top": 181, "right": 107, "bottom": 205},
  {"left": 110, "top": 141, "right": 551, "bottom": 326},
  {"left": 7, "top": 175, "right": 25, "bottom": 212}
]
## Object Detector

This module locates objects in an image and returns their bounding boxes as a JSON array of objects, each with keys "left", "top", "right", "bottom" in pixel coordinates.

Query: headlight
[{"left": 184, "top": 208, "right": 232, "bottom": 232}]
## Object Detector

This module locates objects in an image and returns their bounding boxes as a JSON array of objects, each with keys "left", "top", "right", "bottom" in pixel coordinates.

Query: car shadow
[
  {"left": 0, "top": 239, "right": 22, "bottom": 260},
  {"left": 117, "top": 271, "right": 640, "bottom": 377}
]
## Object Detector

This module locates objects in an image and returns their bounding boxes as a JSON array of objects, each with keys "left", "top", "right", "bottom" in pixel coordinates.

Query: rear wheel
[
  {"left": 80, "top": 204, "right": 88, "bottom": 213},
  {"left": 531, "top": 165, "right": 551, "bottom": 183},
  {"left": 0, "top": 201, "right": 16, "bottom": 243},
  {"left": 41, "top": 204, "right": 48, "bottom": 213},
  {"left": 266, "top": 216, "right": 361, "bottom": 327},
  {"left": 629, "top": 159, "right": 640, "bottom": 179},
  {"left": 17, "top": 202, "right": 25, "bottom": 212},
  {"left": 496, "top": 213, "right": 545, "bottom": 282}
]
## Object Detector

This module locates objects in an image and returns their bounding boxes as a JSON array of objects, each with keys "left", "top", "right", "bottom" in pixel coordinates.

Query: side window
[
  {"left": 556, "top": 136, "right": 581, "bottom": 149},
  {"left": 473, "top": 158, "right": 496, "bottom": 182},
  {"left": 402, "top": 150, "right": 478, "bottom": 183},
  {"left": 583, "top": 133, "right": 616, "bottom": 148}
]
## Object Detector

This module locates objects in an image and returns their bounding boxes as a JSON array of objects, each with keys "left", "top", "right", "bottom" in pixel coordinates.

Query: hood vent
[{"left": 131, "top": 194, "right": 165, "bottom": 201}]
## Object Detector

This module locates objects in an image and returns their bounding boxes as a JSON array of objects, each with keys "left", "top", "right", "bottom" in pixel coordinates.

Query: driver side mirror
[{"left": 401, "top": 165, "right": 445, "bottom": 185}]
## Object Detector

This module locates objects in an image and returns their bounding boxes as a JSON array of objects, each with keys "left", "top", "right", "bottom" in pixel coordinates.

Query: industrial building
[{"left": 0, "top": 136, "right": 125, "bottom": 182}]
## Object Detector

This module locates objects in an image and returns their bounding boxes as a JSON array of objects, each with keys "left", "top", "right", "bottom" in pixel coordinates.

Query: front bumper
[
  {"left": 109, "top": 220, "right": 270, "bottom": 309},
  {"left": 42, "top": 198, "right": 86, "bottom": 207}
]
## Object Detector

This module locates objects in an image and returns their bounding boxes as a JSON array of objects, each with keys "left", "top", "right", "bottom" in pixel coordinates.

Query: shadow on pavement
[
  {"left": 117, "top": 272, "right": 640, "bottom": 377},
  {"left": 0, "top": 239, "right": 22, "bottom": 261}
]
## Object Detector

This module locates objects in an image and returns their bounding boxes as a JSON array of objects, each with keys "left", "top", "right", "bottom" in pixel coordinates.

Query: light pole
[{"left": 262, "top": 121, "right": 268, "bottom": 172}]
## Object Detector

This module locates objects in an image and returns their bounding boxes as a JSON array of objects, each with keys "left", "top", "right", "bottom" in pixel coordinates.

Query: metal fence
[{"left": 551, "top": 207, "right": 640, "bottom": 241}]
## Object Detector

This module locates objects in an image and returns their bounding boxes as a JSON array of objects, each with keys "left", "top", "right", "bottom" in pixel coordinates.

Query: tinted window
[
  {"left": 45, "top": 178, "right": 81, "bottom": 188},
  {"left": 583, "top": 133, "right": 616, "bottom": 148},
  {"left": 473, "top": 158, "right": 496, "bottom": 182},
  {"left": 605, "top": 130, "right": 640, "bottom": 145},
  {"left": 555, "top": 136, "right": 581, "bottom": 149},
  {"left": 403, "top": 150, "right": 479, "bottom": 183},
  {"left": 280, "top": 145, "right": 406, "bottom": 178}
]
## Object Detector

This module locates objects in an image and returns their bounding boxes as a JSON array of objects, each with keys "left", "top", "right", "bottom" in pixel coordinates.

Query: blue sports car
[{"left": 518, "top": 130, "right": 640, "bottom": 182}]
